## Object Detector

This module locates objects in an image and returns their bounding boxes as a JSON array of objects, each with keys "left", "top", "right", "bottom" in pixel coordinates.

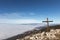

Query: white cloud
[
  {"left": 29, "top": 13, "right": 35, "bottom": 16},
  {"left": 0, "top": 13, "right": 40, "bottom": 24},
  {"left": 15, "top": 19, "right": 40, "bottom": 23},
  {"left": 0, "top": 13, "right": 22, "bottom": 19},
  {"left": 0, "top": 23, "right": 41, "bottom": 39},
  {"left": 0, "top": 19, "right": 40, "bottom": 24},
  {"left": 0, "top": 12, "right": 36, "bottom": 19}
]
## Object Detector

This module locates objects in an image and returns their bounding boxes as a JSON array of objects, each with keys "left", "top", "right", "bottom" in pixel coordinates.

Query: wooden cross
[{"left": 42, "top": 18, "right": 53, "bottom": 31}]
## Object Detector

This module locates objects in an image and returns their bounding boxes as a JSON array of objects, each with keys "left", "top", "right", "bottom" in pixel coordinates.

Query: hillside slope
[{"left": 4, "top": 25, "right": 60, "bottom": 40}]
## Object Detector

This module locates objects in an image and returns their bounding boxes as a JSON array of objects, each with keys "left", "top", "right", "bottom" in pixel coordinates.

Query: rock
[{"left": 17, "top": 29, "right": 60, "bottom": 40}]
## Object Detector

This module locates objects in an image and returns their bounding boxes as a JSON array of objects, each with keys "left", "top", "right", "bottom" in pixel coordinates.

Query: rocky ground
[
  {"left": 17, "top": 29, "right": 60, "bottom": 40},
  {"left": 4, "top": 25, "right": 60, "bottom": 40}
]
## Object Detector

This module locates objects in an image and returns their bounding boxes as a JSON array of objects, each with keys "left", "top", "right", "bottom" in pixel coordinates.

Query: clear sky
[{"left": 0, "top": 0, "right": 60, "bottom": 24}]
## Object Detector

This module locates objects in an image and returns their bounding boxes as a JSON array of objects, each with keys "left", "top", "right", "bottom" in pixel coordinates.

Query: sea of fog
[{"left": 0, "top": 23, "right": 45, "bottom": 40}]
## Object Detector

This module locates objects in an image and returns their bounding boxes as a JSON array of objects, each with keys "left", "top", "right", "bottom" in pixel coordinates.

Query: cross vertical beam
[{"left": 42, "top": 18, "right": 53, "bottom": 31}]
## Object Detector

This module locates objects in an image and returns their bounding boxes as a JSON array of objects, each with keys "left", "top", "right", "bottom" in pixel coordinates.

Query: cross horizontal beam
[{"left": 42, "top": 21, "right": 53, "bottom": 22}]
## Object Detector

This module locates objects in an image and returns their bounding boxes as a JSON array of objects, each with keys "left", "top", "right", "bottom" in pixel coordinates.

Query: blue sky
[{"left": 0, "top": 0, "right": 60, "bottom": 24}]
